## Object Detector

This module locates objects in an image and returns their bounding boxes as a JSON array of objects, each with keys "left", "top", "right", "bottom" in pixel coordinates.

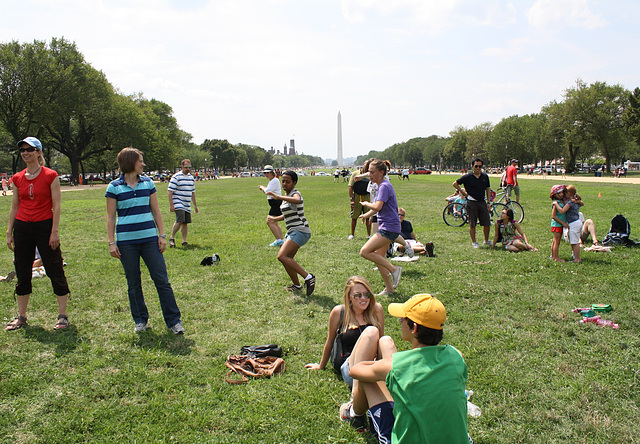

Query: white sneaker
[
  {"left": 472, "top": 242, "right": 480, "bottom": 248},
  {"left": 134, "top": 323, "right": 148, "bottom": 333},
  {"left": 484, "top": 241, "right": 493, "bottom": 247},
  {"left": 376, "top": 288, "right": 394, "bottom": 297},
  {"left": 404, "top": 243, "right": 414, "bottom": 258},
  {"left": 391, "top": 266, "right": 402, "bottom": 288},
  {"left": 347, "top": 235, "right": 354, "bottom": 240},
  {"left": 169, "top": 322, "right": 185, "bottom": 335}
]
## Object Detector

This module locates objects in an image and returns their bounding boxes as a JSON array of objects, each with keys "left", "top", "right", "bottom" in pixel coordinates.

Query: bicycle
[
  {"left": 493, "top": 187, "right": 524, "bottom": 223},
  {"left": 443, "top": 200, "right": 507, "bottom": 227}
]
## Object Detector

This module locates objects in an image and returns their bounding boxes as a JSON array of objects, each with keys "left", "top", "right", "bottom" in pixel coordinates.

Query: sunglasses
[
  {"left": 19, "top": 147, "right": 38, "bottom": 153},
  {"left": 473, "top": 165, "right": 482, "bottom": 168},
  {"left": 352, "top": 291, "right": 372, "bottom": 300}
]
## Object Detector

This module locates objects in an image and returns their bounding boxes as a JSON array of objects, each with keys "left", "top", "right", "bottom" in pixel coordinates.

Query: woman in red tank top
[{"left": 5, "top": 137, "right": 70, "bottom": 331}]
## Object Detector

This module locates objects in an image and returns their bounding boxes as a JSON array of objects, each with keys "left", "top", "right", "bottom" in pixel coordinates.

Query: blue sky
[{"left": 2, "top": 0, "right": 639, "bottom": 160}]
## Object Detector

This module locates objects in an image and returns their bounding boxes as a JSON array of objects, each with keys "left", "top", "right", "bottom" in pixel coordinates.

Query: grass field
[{"left": 1, "top": 173, "right": 639, "bottom": 443}]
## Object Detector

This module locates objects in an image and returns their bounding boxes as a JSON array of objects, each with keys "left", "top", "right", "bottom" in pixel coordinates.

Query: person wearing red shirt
[
  {"left": 505, "top": 159, "right": 520, "bottom": 203},
  {"left": 5, "top": 137, "right": 70, "bottom": 331}
]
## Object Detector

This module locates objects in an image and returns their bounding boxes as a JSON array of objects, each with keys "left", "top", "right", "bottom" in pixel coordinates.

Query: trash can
[{"left": 597, "top": 171, "right": 602, "bottom": 177}]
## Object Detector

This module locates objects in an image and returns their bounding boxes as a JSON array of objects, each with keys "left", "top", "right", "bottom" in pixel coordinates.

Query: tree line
[
  {"left": 357, "top": 80, "right": 640, "bottom": 173},
  {"left": 0, "top": 38, "right": 322, "bottom": 178},
  {"left": 3, "top": 38, "right": 640, "bottom": 176}
]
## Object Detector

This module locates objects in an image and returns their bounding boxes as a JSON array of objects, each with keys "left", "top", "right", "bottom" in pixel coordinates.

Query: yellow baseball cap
[{"left": 388, "top": 294, "right": 446, "bottom": 330}]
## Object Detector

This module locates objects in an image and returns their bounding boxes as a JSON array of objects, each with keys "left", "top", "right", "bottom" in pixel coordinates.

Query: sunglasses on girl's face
[
  {"left": 352, "top": 291, "right": 372, "bottom": 300},
  {"left": 19, "top": 147, "right": 37, "bottom": 153}
]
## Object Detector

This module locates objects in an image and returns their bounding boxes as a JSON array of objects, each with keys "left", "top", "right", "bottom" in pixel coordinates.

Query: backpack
[
  {"left": 330, "top": 306, "right": 346, "bottom": 373},
  {"left": 609, "top": 214, "right": 630, "bottom": 236},
  {"left": 602, "top": 215, "right": 638, "bottom": 247},
  {"left": 352, "top": 178, "right": 370, "bottom": 195}
]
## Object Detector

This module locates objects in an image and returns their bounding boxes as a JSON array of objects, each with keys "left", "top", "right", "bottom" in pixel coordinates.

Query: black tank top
[{"left": 340, "top": 324, "right": 372, "bottom": 356}]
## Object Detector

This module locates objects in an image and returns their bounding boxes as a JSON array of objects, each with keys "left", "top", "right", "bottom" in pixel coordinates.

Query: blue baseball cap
[{"left": 17, "top": 137, "right": 42, "bottom": 150}]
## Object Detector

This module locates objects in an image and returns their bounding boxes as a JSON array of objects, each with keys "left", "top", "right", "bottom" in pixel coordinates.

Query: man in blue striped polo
[{"left": 168, "top": 159, "right": 198, "bottom": 247}]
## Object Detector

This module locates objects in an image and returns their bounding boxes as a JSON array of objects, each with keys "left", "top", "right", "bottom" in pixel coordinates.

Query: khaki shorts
[{"left": 175, "top": 209, "right": 192, "bottom": 224}]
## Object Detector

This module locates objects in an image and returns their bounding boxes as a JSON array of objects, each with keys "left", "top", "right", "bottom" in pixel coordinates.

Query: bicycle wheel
[
  {"left": 490, "top": 203, "right": 507, "bottom": 223},
  {"left": 505, "top": 201, "right": 524, "bottom": 223},
  {"left": 443, "top": 202, "right": 467, "bottom": 227}
]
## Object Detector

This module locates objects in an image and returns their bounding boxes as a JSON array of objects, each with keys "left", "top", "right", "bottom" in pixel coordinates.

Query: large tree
[
  {"left": 443, "top": 126, "right": 469, "bottom": 168},
  {"left": 549, "top": 80, "right": 631, "bottom": 172},
  {"left": 0, "top": 40, "right": 55, "bottom": 172}
]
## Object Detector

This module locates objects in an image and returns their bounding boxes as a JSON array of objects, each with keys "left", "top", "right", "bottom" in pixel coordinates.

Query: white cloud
[
  {"left": 483, "top": 37, "right": 534, "bottom": 59},
  {"left": 527, "top": 0, "right": 608, "bottom": 30}
]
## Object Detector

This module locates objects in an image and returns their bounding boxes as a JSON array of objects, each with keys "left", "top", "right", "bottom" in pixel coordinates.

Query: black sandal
[
  {"left": 5, "top": 315, "right": 27, "bottom": 331},
  {"left": 54, "top": 314, "right": 69, "bottom": 330}
]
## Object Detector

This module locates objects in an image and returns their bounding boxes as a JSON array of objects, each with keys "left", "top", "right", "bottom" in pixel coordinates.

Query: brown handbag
[{"left": 225, "top": 355, "right": 286, "bottom": 384}]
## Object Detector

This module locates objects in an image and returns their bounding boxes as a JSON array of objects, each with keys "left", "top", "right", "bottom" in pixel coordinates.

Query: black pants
[{"left": 13, "top": 219, "right": 69, "bottom": 296}]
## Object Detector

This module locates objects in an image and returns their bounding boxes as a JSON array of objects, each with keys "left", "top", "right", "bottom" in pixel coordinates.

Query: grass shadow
[
  {"left": 23, "top": 324, "right": 82, "bottom": 354},
  {"left": 132, "top": 330, "right": 195, "bottom": 356},
  {"left": 294, "top": 291, "right": 336, "bottom": 310}
]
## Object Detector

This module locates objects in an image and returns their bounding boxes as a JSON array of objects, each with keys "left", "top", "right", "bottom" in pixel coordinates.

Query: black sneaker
[
  {"left": 305, "top": 274, "right": 316, "bottom": 296},
  {"left": 425, "top": 242, "right": 435, "bottom": 257}
]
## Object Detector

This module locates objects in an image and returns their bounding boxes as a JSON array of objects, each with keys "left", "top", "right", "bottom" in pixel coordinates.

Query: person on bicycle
[
  {"left": 505, "top": 159, "right": 520, "bottom": 203},
  {"left": 452, "top": 158, "right": 492, "bottom": 248}
]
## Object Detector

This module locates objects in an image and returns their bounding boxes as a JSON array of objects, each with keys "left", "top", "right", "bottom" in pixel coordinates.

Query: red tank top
[{"left": 13, "top": 167, "right": 58, "bottom": 222}]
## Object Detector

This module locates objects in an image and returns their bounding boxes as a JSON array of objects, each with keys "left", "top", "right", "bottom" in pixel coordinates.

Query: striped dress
[
  {"left": 280, "top": 188, "right": 311, "bottom": 234},
  {"left": 105, "top": 175, "right": 158, "bottom": 245}
]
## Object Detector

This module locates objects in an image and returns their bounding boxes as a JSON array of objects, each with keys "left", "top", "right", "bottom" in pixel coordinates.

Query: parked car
[
  {"left": 316, "top": 171, "right": 329, "bottom": 176},
  {"left": 240, "top": 172, "right": 251, "bottom": 177},
  {"left": 410, "top": 167, "right": 432, "bottom": 174}
]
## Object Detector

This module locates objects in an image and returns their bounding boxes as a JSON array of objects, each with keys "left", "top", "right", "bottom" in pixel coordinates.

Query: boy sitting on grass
[{"left": 341, "top": 294, "right": 471, "bottom": 443}]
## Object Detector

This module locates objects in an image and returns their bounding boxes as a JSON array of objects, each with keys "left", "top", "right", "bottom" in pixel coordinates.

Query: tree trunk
[{"left": 566, "top": 142, "right": 578, "bottom": 173}]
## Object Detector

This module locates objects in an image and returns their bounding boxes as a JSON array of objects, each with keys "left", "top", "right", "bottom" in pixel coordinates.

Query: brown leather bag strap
[{"left": 225, "top": 369, "right": 249, "bottom": 384}]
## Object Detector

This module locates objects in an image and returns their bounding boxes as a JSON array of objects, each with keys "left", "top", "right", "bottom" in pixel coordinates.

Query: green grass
[{"left": 1, "top": 174, "right": 639, "bottom": 443}]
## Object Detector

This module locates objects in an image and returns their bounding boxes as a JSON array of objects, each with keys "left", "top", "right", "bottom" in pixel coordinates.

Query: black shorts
[
  {"left": 465, "top": 200, "right": 491, "bottom": 227},
  {"left": 368, "top": 401, "right": 394, "bottom": 443},
  {"left": 268, "top": 199, "right": 282, "bottom": 216}
]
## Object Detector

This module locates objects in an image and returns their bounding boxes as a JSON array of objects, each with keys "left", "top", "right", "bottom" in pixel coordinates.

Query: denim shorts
[
  {"left": 340, "top": 358, "right": 354, "bottom": 388},
  {"left": 285, "top": 230, "right": 311, "bottom": 247},
  {"left": 378, "top": 229, "right": 400, "bottom": 242}
]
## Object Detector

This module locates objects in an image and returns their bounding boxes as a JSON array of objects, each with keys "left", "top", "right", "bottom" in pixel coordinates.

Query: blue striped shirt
[
  {"left": 105, "top": 175, "right": 158, "bottom": 245},
  {"left": 168, "top": 172, "right": 195, "bottom": 212}
]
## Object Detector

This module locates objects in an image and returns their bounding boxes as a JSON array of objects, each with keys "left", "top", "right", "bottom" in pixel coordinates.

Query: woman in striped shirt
[
  {"left": 106, "top": 147, "right": 184, "bottom": 334},
  {"left": 266, "top": 170, "right": 315, "bottom": 296}
]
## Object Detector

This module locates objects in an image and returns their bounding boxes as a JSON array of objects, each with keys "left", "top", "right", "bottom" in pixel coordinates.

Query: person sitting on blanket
[{"left": 392, "top": 208, "right": 434, "bottom": 257}]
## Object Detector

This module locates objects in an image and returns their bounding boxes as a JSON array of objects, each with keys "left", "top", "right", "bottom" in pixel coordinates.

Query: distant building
[
  {"left": 289, "top": 139, "right": 296, "bottom": 156},
  {"left": 268, "top": 139, "right": 297, "bottom": 156}
]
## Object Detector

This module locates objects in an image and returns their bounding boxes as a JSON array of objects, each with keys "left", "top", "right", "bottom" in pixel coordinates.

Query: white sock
[
  {"left": 305, "top": 274, "right": 313, "bottom": 281},
  {"left": 350, "top": 405, "right": 363, "bottom": 417}
]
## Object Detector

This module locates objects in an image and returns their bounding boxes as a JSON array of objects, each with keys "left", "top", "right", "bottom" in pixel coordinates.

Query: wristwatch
[{"left": 159, "top": 234, "right": 167, "bottom": 238}]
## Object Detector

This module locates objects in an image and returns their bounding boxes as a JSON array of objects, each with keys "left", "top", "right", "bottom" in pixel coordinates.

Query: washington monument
[{"left": 337, "top": 111, "right": 343, "bottom": 166}]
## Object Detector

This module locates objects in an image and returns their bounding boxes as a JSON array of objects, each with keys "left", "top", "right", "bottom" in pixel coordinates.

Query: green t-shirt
[{"left": 385, "top": 345, "right": 469, "bottom": 444}]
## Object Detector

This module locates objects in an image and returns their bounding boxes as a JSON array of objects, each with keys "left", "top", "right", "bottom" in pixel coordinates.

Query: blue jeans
[{"left": 118, "top": 241, "right": 181, "bottom": 328}]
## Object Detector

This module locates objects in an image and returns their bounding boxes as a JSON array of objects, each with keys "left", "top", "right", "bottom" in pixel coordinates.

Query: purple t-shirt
[{"left": 376, "top": 179, "right": 401, "bottom": 233}]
